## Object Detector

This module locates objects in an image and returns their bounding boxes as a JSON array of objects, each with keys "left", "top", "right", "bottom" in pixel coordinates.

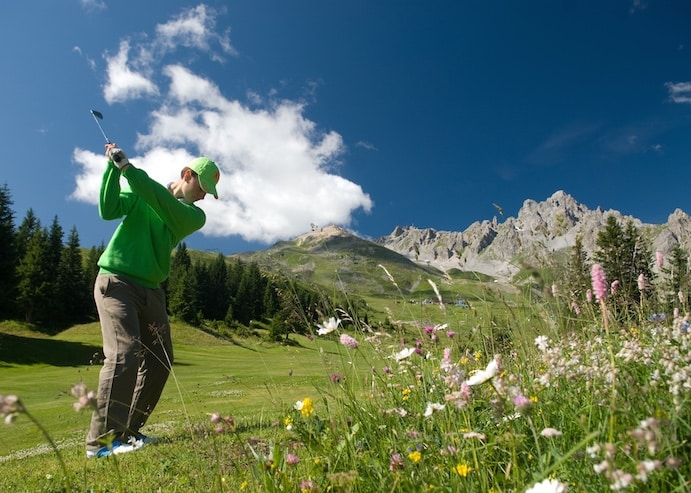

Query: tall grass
[{"left": 1, "top": 264, "right": 690, "bottom": 492}]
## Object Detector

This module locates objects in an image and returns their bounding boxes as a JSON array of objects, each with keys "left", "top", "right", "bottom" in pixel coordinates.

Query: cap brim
[{"left": 200, "top": 181, "right": 218, "bottom": 199}]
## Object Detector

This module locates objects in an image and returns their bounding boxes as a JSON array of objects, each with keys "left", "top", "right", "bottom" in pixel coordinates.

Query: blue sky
[{"left": 2, "top": 1, "right": 691, "bottom": 254}]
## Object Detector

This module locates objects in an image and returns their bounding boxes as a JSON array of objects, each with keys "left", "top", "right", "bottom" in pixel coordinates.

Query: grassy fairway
[{"left": 0, "top": 320, "right": 363, "bottom": 453}]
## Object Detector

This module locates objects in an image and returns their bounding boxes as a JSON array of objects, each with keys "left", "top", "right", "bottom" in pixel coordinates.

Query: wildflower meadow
[{"left": 1, "top": 260, "right": 690, "bottom": 492}]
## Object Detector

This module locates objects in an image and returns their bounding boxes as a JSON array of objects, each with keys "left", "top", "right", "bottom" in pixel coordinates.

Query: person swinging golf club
[{"left": 85, "top": 142, "right": 220, "bottom": 458}]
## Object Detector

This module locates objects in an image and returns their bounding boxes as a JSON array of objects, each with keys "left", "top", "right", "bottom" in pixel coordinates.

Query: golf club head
[{"left": 90, "top": 109, "right": 111, "bottom": 143}]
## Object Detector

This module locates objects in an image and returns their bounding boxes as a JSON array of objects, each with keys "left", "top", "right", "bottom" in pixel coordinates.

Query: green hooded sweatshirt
[{"left": 97, "top": 162, "right": 206, "bottom": 289}]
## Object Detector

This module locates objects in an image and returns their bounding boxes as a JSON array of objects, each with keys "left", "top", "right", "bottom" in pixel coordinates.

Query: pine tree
[
  {"left": 44, "top": 216, "right": 65, "bottom": 326},
  {"left": 169, "top": 268, "right": 200, "bottom": 325},
  {"left": 263, "top": 280, "right": 280, "bottom": 318},
  {"left": 16, "top": 209, "right": 40, "bottom": 261},
  {"left": 0, "top": 184, "right": 17, "bottom": 319},
  {"left": 204, "top": 253, "right": 229, "bottom": 320},
  {"left": 594, "top": 216, "right": 654, "bottom": 318},
  {"left": 166, "top": 243, "right": 200, "bottom": 324},
  {"left": 84, "top": 242, "right": 105, "bottom": 286},
  {"left": 57, "top": 227, "right": 92, "bottom": 326},
  {"left": 83, "top": 242, "right": 105, "bottom": 320},
  {"left": 564, "top": 235, "right": 590, "bottom": 308},
  {"left": 662, "top": 244, "right": 690, "bottom": 309},
  {"left": 232, "top": 263, "right": 265, "bottom": 325},
  {"left": 16, "top": 225, "right": 50, "bottom": 325}
]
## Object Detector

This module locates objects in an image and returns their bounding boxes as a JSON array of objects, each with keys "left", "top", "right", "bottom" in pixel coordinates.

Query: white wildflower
[
  {"left": 465, "top": 355, "right": 500, "bottom": 386},
  {"left": 423, "top": 402, "right": 445, "bottom": 417},
  {"left": 525, "top": 478, "right": 568, "bottom": 493},
  {"left": 535, "top": 335, "right": 550, "bottom": 352},
  {"left": 392, "top": 347, "right": 416, "bottom": 361},
  {"left": 316, "top": 317, "right": 340, "bottom": 335}
]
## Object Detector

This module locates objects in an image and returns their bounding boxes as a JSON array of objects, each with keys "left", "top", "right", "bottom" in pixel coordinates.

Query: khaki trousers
[{"left": 86, "top": 274, "right": 173, "bottom": 450}]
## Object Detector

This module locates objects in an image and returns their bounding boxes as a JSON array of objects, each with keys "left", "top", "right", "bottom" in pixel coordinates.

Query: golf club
[
  {"left": 90, "top": 110, "right": 111, "bottom": 143},
  {"left": 90, "top": 110, "right": 127, "bottom": 165}
]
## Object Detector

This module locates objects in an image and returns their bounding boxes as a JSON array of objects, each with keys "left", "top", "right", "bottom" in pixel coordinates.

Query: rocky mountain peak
[{"left": 376, "top": 191, "right": 690, "bottom": 280}]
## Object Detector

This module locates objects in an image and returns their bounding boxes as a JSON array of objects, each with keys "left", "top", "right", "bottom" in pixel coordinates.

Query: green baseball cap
[{"left": 187, "top": 157, "right": 220, "bottom": 199}]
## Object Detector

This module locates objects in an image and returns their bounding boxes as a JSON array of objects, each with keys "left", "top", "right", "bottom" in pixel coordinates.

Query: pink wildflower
[
  {"left": 637, "top": 274, "right": 645, "bottom": 291},
  {"left": 540, "top": 427, "right": 563, "bottom": 437},
  {"left": 551, "top": 283, "right": 558, "bottom": 297},
  {"left": 339, "top": 333, "right": 359, "bottom": 349},
  {"left": 586, "top": 289, "right": 593, "bottom": 303},
  {"left": 513, "top": 395, "right": 532, "bottom": 413},
  {"left": 389, "top": 453, "right": 404, "bottom": 471},
  {"left": 591, "top": 264, "right": 607, "bottom": 302},
  {"left": 286, "top": 453, "right": 300, "bottom": 465},
  {"left": 462, "top": 431, "right": 486, "bottom": 440},
  {"left": 610, "top": 279, "right": 620, "bottom": 295},
  {"left": 445, "top": 381, "right": 471, "bottom": 409},
  {"left": 656, "top": 251, "right": 664, "bottom": 269},
  {"left": 71, "top": 383, "right": 96, "bottom": 412},
  {"left": 300, "top": 480, "right": 316, "bottom": 491},
  {"left": 440, "top": 347, "right": 454, "bottom": 372},
  {"left": 571, "top": 302, "right": 581, "bottom": 316},
  {"left": 446, "top": 330, "right": 455, "bottom": 338}
]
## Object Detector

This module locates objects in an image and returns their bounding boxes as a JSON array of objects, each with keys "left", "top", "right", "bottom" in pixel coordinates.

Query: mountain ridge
[
  {"left": 233, "top": 191, "right": 691, "bottom": 289},
  {"left": 374, "top": 190, "right": 691, "bottom": 280}
]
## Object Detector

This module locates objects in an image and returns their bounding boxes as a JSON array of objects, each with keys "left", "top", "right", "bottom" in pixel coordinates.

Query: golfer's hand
[{"left": 106, "top": 144, "right": 130, "bottom": 170}]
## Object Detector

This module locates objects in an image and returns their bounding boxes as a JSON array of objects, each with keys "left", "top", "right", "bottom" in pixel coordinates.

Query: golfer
[{"left": 86, "top": 143, "right": 220, "bottom": 458}]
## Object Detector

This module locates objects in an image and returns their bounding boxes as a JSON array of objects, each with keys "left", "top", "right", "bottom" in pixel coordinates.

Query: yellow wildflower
[
  {"left": 408, "top": 450, "right": 422, "bottom": 463},
  {"left": 299, "top": 397, "right": 315, "bottom": 417},
  {"left": 459, "top": 356, "right": 469, "bottom": 365},
  {"left": 474, "top": 351, "right": 482, "bottom": 362},
  {"left": 455, "top": 463, "right": 472, "bottom": 477}
]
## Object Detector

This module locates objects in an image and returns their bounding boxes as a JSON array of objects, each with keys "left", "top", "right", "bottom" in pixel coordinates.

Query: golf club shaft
[{"left": 90, "top": 110, "right": 111, "bottom": 143}]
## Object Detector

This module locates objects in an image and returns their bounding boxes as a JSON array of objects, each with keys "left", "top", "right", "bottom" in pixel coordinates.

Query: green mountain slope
[{"left": 233, "top": 225, "right": 447, "bottom": 297}]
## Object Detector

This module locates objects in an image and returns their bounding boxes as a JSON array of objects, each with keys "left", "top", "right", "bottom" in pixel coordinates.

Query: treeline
[
  {"left": 0, "top": 184, "right": 98, "bottom": 330},
  {"left": 164, "top": 242, "right": 335, "bottom": 340},
  {"left": 0, "top": 184, "right": 333, "bottom": 338}
]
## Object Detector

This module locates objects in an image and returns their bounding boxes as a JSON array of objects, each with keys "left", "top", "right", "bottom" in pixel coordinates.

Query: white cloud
[
  {"left": 155, "top": 4, "right": 236, "bottom": 58},
  {"left": 73, "top": 6, "right": 372, "bottom": 245},
  {"left": 355, "top": 140, "right": 378, "bottom": 151},
  {"left": 73, "top": 46, "right": 96, "bottom": 70},
  {"left": 79, "top": 0, "right": 106, "bottom": 12},
  {"left": 666, "top": 81, "right": 691, "bottom": 104},
  {"left": 103, "top": 41, "right": 159, "bottom": 104}
]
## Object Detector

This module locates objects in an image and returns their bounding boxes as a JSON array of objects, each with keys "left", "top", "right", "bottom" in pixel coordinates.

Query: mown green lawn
[{"left": 0, "top": 321, "right": 362, "bottom": 457}]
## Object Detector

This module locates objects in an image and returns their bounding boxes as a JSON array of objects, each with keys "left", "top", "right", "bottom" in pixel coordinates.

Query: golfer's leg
[
  {"left": 128, "top": 286, "right": 173, "bottom": 434},
  {"left": 86, "top": 275, "right": 143, "bottom": 449}
]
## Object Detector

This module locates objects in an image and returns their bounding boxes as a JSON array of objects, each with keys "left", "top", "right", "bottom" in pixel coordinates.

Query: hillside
[{"left": 233, "top": 225, "right": 445, "bottom": 297}]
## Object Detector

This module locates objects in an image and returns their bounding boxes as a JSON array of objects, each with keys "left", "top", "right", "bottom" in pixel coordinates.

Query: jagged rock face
[{"left": 375, "top": 190, "right": 691, "bottom": 279}]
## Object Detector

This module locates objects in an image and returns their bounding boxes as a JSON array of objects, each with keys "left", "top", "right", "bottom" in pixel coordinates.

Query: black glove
[{"left": 108, "top": 148, "right": 130, "bottom": 169}]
